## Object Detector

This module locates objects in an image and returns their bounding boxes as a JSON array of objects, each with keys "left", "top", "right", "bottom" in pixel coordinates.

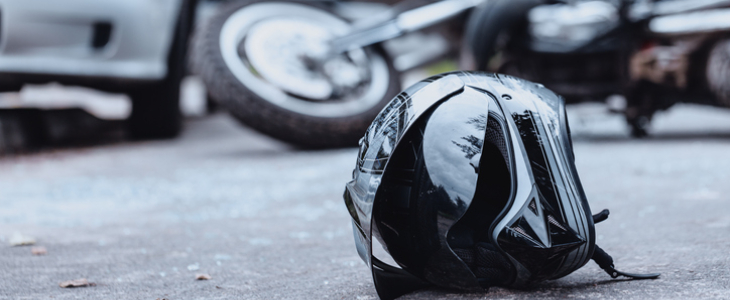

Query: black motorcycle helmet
[{"left": 343, "top": 72, "right": 659, "bottom": 299}]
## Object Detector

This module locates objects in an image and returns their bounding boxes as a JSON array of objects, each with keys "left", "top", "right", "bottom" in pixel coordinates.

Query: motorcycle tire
[
  {"left": 190, "top": 0, "right": 401, "bottom": 148},
  {"left": 463, "top": 0, "right": 543, "bottom": 71},
  {"left": 707, "top": 38, "right": 730, "bottom": 107}
]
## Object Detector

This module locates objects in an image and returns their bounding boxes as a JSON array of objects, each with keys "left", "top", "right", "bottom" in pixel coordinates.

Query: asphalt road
[{"left": 1, "top": 104, "right": 730, "bottom": 299}]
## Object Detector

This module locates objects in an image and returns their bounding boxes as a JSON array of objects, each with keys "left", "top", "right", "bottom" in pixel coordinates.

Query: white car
[{"left": 0, "top": 0, "right": 197, "bottom": 138}]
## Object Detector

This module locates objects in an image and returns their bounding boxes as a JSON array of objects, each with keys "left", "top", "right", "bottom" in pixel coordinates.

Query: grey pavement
[{"left": 1, "top": 104, "right": 730, "bottom": 299}]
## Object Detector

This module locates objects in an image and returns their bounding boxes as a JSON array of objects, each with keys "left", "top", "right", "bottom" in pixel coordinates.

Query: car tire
[
  {"left": 128, "top": 0, "right": 197, "bottom": 139},
  {"left": 707, "top": 38, "right": 730, "bottom": 107}
]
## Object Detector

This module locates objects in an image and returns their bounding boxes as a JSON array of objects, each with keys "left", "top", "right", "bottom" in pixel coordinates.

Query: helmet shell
[{"left": 344, "top": 72, "right": 595, "bottom": 299}]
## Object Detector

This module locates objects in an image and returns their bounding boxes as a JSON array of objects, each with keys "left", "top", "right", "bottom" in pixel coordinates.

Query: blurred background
[
  {"left": 1, "top": 0, "right": 730, "bottom": 299},
  {"left": 1, "top": 0, "right": 730, "bottom": 152}
]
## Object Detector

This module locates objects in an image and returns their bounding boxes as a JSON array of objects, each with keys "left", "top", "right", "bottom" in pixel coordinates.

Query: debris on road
[
  {"left": 59, "top": 278, "right": 95, "bottom": 288},
  {"left": 31, "top": 246, "right": 47, "bottom": 255},
  {"left": 195, "top": 273, "right": 212, "bottom": 280},
  {"left": 9, "top": 232, "right": 35, "bottom": 246}
]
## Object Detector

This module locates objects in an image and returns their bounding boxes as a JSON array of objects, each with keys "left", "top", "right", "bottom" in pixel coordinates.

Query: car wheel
[
  {"left": 707, "top": 38, "right": 730, "bottom": 107},
  {"left": 128, "top": 0, "right": 197, "bottom": 139}
]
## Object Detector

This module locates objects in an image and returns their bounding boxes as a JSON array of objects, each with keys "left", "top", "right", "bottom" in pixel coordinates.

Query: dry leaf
[
  {"left": 59, "top": 278, "right": 95, "bottom": 288},
  {"left": 9, "top": 232, "right": 36, "bottom": 246},
  {"left": 195, "top": 273, "right": 211, "bottom": 280},
  {"left": 31, "top": 246, "right": 47, "bottom": 255}
]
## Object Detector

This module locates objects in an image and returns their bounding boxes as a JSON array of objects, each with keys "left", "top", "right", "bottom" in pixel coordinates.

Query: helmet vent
[
  {"left": 547, "top": 215, "right": 567, "bottom": 231},
  {"left": 511, "top": 225, "right": 541, "bottom": 246},
  {"left": 528, "top": 199, "right": 538, "bottom": 215},
  {"left": 484, "top": 116, "right": 509, "bottom": 168}
]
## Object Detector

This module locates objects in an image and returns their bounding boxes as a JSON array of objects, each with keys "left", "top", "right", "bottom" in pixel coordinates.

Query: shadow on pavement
[
  {"left": 401, "top": 278, "right": 632, "bottom": 299},
  {"left": 0, "top": 109, "right": 125, "bottom": 155},
  {"left": 573, "top": 132, "right": 730, "bottom": 143}
]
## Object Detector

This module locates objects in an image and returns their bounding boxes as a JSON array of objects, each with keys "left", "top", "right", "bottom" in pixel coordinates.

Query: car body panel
[{"left": 0, "top": 0, "right": 181, "bottom": 80}]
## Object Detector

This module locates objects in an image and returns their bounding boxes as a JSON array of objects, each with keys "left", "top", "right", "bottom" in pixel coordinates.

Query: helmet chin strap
[
  {"left": 592, "top": 245, "right": 661, "bottom": 280},
  {"left": 591, "top": 209, "right": 661, "bottom": 280}
]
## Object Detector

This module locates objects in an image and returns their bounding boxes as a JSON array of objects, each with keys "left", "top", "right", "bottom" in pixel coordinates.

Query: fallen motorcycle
[
  {"left": 462, "top": 0, "right": 730, "bottom": 137},
  {"left": 191, "top": 0, "right": 479, "bottom": 147}
]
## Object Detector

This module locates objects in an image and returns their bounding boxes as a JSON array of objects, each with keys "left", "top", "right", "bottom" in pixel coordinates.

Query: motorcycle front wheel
[{"left": 191, "top": 0, "right": 401, "bottom": 148}]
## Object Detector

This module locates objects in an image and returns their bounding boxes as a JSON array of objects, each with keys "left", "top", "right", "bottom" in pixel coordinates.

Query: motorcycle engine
[{"left": 528, "top": 1, "right": 620, "bottom": 52}]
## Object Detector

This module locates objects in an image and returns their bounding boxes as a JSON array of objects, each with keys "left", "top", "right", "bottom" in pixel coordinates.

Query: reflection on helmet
[{"left": 344, "top": 72, "right": 659, "bottom": 300}]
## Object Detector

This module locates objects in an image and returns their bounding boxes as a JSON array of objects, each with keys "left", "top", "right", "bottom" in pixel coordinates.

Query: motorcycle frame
[{"left": 327, "top": 0, "right": 484, "bottom": 55}]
